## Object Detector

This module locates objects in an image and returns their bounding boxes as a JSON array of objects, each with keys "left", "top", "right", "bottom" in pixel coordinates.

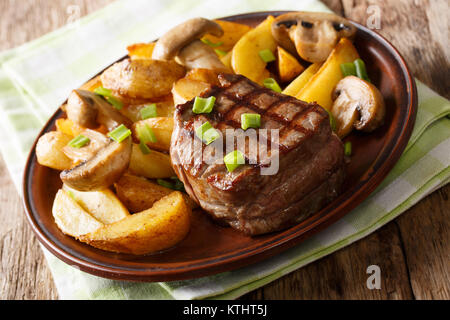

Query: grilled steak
[{"left": 171, "top": 74, "right": 345, "bottom": 235}]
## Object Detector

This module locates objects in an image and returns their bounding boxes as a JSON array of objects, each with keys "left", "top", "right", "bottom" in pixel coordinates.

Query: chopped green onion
[
  {"left": 195, "top": 121, "right": 220, "bottom": 145},
  {"left": 139, "top": 141, "right": 151, "bottom": 154},
  {"left": 193, "top": 96, "right": 216, "bottom": 114},
  {"left": 107, "top": 124, "right": 131, "bottom": 143},
  {"left": 137, "top": 123, "right": 157, "bottom": 143},
  {"left": 94, "top": 86, "right": 124, "bottom": 110},
  {"left": 326, "top": 110, "right": 337, "bottom": 132},
  {"left": 67, "top": 134, "right": 90, "bottom": 148},
  {"left": 263, "top": 78, "right": 282, "bottom": 93},
  {"left": 140, "top": 104, "right": 157, "bottom": 119},
  {"left": 157, "top": 179, "right": 174, "bottom": 189},
  {"left": 215, "top": 49, "right": 228, "bottom": 56},
  {"left": 340, "top": 62, "right": 356, "bottom": 77},
  {"left": 447, "top": 114, "right": 450, "bottom": 119},
  {"left": 241, "top": 113, "right": 261, "bottom": 130},
  {"left": 344, "top": 141, "right": 352, "bottom": 156},
  {"left": 170, "top": 176, "right": 185, "bottom": 191},
  {"left": 258, "top": 49, "right": 276, "bottom": 63},
  {"left": 201, "top": 38, "right": 224, "bottom": 47},
  {"left": 223, "top": 150, "right": 245, "bottom": 173},
  {"left": 354, "top": 58, "right": 370, "bottom": 82}
]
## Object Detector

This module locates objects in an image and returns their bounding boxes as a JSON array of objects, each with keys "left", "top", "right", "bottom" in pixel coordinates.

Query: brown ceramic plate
[{"left": 22, "top": 11, "right": 417, "bottom": 281}]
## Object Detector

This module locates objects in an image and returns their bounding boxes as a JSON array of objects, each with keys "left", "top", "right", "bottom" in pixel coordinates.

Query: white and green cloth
[{"left": 0, "top": 0, "right": 448, "bottom": 300}]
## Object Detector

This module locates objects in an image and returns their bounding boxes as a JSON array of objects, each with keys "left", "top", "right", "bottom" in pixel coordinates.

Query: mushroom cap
[
  {"left": 152, "top": 18, "right": 224, "bottom": 61},
  {"left": 331, "top": 76, "right": 385, "bottom": 138},
  {"left": 66, "top": 89, "right": 132, "bottom": 131},
  {"left": 60, "top": 137, "right": 132, "bottom": 191},
  {"left": 176, "top": 40, "right": 228, "bottom": 71},
  {"left": 272, "top": 12, "right": 356, "bottom": 63}
]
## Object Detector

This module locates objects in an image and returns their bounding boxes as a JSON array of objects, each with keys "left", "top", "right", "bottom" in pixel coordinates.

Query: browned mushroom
[
  {"left": 60, "top": 137, "right": 132, "bottom": 191},
  {"left": 272, "top": 12, "right": 356, "bottom": 63},
  {"left": 66, "top": 89, "right": 132, "bottom": 131},
  {"left": 152, "top": 18, "right": 227, "bottom": 71},
  {"left": 331, "top": 76, "right": 385, "bottom": 138},
  {"left": 62, "top": 129, "right": 110, "bottom": 163}
]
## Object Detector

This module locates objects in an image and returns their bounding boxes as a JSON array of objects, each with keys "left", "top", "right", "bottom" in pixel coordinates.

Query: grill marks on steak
[{"left": 171, "top": 74, "right": 345, "bottom": 235}]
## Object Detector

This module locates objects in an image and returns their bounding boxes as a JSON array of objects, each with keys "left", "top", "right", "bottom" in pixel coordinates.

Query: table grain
[{"left": 0, "top": 0, "right": 448, "bottom": 300}]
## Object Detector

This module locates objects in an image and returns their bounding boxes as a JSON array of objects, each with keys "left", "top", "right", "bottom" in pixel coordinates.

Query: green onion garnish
[
  {"left": 340, "top": 62, "right": 357, "bottom": 77},
  {"left": 327, "top": 110, "right": 337, "bottom": 132},
  {"left": 157, "top": 179, "right": 174, "bottom": 189},
  {"left": 137, "top": 123, "right": 157, "bottom": 143},
  {"left": 195, "top": 121, "right": 220, "bottom": 145},
  {"left": 344, "top": 141, "right": 352, "bottom": 156},
  {"left": 263, "top": 78, "right": 282, "bottom": 93},
  {"left": 139, "top": 141, "right": 151, "bottom": 154},
  {"left": 108, "top": 124, "right": 131, "bottom": 143},
  {"left": 354, "top": 59, "right": 370, "bottom": 82},
  {"left": 201, "top": 38, "right": 224, "bottom": 47},
  {"left": 140, "top": 104, "right": 157, "bottom": 119},
  {"left": 215, "top": 49, "right": 228, "bottom": 56},
  {"left": 241, "top": 113, "right": 261, "bottom": 130},
  {"left": 223, "top": 150, "right": 245, "bottom": 173},
  {"left": 170, "top": 176, "right": 185, "bottom": 191},
  {"left": 67, "top": 134, "right": 90, "bottom": 148},
  {"left": 94, "top": 86, "right": 124, "bottom": 110},
  {"left": 258, "top": 49, "right": 276, "bottom": 63},
  {"left": 193, "top": 96, "right": 216, "bottom": 114}
]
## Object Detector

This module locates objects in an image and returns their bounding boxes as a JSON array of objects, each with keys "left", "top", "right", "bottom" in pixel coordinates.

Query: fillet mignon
[{"left": 171, "top": 74, "right": 345, "bottom": 235}]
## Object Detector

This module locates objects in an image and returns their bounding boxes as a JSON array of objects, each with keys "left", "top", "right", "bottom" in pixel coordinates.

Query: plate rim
[{"left": 22, "top": 11, "right": 418, "bottom": 282}]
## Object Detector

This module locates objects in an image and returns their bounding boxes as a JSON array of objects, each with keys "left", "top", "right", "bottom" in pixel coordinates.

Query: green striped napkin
[{"left": 0, "top": 0, "right": 448, "bottom": 300}]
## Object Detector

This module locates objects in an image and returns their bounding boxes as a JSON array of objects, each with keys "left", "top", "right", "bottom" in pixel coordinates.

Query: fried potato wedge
[
  {"left": 120, "top": 98, "right": 175, "bottom": 122},
  {"left": 296, "top": 38, "right": 359, "bottom": 110},
  {"left": 127, "top": 42, "right": 156, "bottom": 59},
  {"left": 36, "top": 131, "right": 73, "bottom": 170},
  {"left": 220, "top": 50, "right": 232, "bottom": 70},
  {"left": 282, "top": 62, "right": 322, "bottom": 97},
  {"left": 63, "top": 185, "right": 129, "bottom": 224},
  {"left": 129, "top": 143, "right": 175, "bottom": 178},
  {"left": 132, "top": 117, "right": 174, "bottom": 151},
  {"left": 172, "top": 78, "right": 211, "bottom": 106},
  {"left": 277, "top": 46, "right": 305, "bottom": 83},
  {"left": 231, "top": 16, "right": 277, "bottom": 84},
  {"left": 202, "top": 20, "right": 252, "bottom": 52},
  {"left": 101, "top": 59, "right": 185, "bottom": 100},
  {"left": 52, "top": 189, "right": 103, "bottom": 237},
  {"left": 115, "top": 173, "right": 197, "bottom": 212},
  {"left": 79, "top": 191, "right": 191, "bottom": 255},
  {"left": 185, "top": 68, "right": 220, "bottom": 85}
]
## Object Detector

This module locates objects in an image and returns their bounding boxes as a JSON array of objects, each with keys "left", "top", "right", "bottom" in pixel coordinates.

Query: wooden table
[{"left": 0, "top": 0, "right": 448, "bottom": 300}]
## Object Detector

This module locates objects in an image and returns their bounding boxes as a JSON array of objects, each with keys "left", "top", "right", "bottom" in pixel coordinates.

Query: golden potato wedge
[
  {"left": 172, "top": 78, "right": 211, "bottom": 106},
  {"left": 296, "top": 38, "right": 360, "bottom": 110},
  {"left": 132, "top": 117, "right": 174, "bottom": 152},
  {"left": 127, "top": 42, "right": 155, "bottom": 59},
  {"left": 36, "top": 131, "right": 73, "bottom": 170},
  {"left": 129, "top": 144, "right": 175, "bottom": 178},
  {"left": 202, "top": 20, "right": 252, "bottom": 52},
  {"left": 277, "top": 46, "right": 305, "bottom": 83},
  {"left": 231, "top": 16, "right": 277, "bottom": 84},
  {"left": 80, "top": 75, "right": 102, "bottom": 92},
  {"left": 220, "top": 50, "right": 233, "bottom": 70},
  {"left": 79, "top": 191, "right": 191, "bottom": 255},
  {"left": 52, "top": 189, "right": 103, "bottom": 237},
  {"left": 115, "top": 173, "right": 198, "bottom": 212},
  {"left": 63, "top": 185, "right": 129, "bottom": 224},
  {"left": 185, "top": 68, "right": 220, "bottom": 85},
  {"left": 120, "top": 99, "right": 175, "bottom": 122},
  {"left": 282, "top": 62, "right": 322, "bottom": 97},
  {"left": 56, "top": 118, "right": 85, "bottom": 137},
  {"left": 101, "top": 58, "right": 185, "bottom": 100}
]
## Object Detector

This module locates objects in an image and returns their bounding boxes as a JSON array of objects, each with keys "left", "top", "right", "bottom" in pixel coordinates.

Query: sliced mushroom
[
  {"left": 331, "top": 76, "right": 385, "bottom": 138},
  {"left": 152, "top": 18, "right": 223, "bottom": 61},
  {"left": 60, "top": 137, "right": 132, "bottom": 191},
  {"left": 272, "top": 12, "right": 356, "bottom": 63},
  {"left": 62, "top": 129, "right": 110, "bottom": 163},
  {"left": 152, "top": 18, "right": 226, "bottom": 71},
  {"left": 66, "top": 89, "right": 132, "bottom": 131}
]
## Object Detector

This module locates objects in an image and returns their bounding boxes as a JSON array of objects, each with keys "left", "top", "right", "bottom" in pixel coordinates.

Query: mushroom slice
[
  {"left": 331, "top": 76, "right": 385, "bottom": 138},
  {"left": 272, "top": 12, "right": 356, "bottom": 63},
  {"left": 62, "top": 129, "right": 110, "bottom": 163},
  {"left": 176, "top": 40, "right": 228, "bottom": 71},
  {"left": 60, "top": 137, "right": 132, "bottom": 191},
  {"left": 152, "top": 18, "right": 224, "bottom": 61},
  {"left": 66, "top": 89, "right": 132, "bottom": 131}
]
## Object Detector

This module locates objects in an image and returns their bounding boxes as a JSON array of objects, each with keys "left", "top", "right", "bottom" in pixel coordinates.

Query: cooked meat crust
[{"left": 171, "top": 74, "right": 345, "bottom": 235}]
